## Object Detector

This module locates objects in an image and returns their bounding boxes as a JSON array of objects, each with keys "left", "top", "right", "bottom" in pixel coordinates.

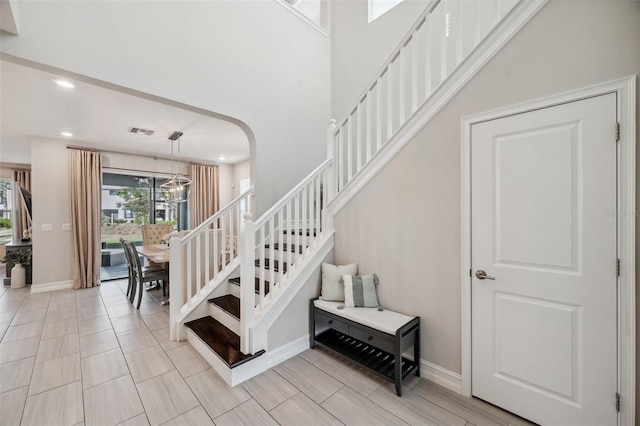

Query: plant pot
[{"left": 11, "top": 263, "right": 26, "bottom": 289}]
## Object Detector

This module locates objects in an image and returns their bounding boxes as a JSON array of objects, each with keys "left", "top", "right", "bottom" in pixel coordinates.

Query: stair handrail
[
  {"left": 170, "top": 187, "right": 254, "bottom": 340},
  {"left": 239, "top": 157, "right": 333, "bottom": 354}
]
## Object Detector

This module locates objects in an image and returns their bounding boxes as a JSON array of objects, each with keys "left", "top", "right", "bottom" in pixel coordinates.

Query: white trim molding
[
  {"left": 30, "top": 280, "right": 74, "bottom": 294},
  {"left": 460, "top": 75, "right": 635, "bottom": 425},
  {"left": 419, "top": 359, "right": 462, "bottom": 394}
]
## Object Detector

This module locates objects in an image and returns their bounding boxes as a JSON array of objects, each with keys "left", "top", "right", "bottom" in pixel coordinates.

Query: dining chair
[
  {"left": 124, "top": 240, "right": 169, "bottom": 308},
  {"left": 141, "top": 224, "right": 174, "bottom": 268},
  {"left": 120, "top": 238, "right": 165, "bottom": 302}
]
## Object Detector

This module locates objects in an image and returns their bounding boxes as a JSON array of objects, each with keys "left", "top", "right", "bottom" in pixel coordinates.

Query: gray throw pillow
[
  {"left": 320, "top": 262, "right": 358, "bottom": 301},
  {"left": 341, "top": 274, "right": 379, "bottom": 308}
]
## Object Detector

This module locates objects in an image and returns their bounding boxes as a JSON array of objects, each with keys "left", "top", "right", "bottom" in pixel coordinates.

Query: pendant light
[{"left": 160, "top": 131, "right": 192, "bottom": 204}]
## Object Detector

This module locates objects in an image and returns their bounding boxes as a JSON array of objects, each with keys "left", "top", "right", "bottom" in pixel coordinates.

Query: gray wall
[
  {"left": 331, "top": 0, "right": 640, "bottom": 405},
  {"left": 331, "top": 0, "right": 430, "bottom": 119}
]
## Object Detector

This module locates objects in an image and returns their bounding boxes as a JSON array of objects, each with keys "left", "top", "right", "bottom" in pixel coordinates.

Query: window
[
  {"left": 0, "top": 179, "right": 12, "bottom": 244},
  {"left": 369, "top": 0, "right": 405, "bottom": 22}
]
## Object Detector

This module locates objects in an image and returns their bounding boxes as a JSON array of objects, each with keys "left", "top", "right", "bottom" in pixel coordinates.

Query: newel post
[
  {"left": 169, "top": 230, "right": 182, "bottom": 341},
  {"left": 239, "top": 212, "right": 256, "bottom": 354},
  {"left": 324, "top": 119, "right": 337, "bottom": 232}
]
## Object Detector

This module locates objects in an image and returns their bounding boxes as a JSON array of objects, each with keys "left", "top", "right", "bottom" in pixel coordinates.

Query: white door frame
[{"left": 461, "top": 76, "right": 636, "bottom": 425}]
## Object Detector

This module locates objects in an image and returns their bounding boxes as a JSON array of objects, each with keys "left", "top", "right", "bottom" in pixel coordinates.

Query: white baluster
[
  {"left": 424, "top": 14, "right": 432, "bottom": 99},
  {"left": 326, "top": 119, "right": 336, "bottom": 201},
  {"left": 399, "top": 49, "right": 406, "bottom": 125},
  {"left": 169, "top": 230, "right": 181, "bottom": 341},
  {"left": 411, "top": 34, "right": 419, "bottom": 114},
  {"left": 365, "top": 93, "right": 372, "bottom": 162},
  {"left": 269, "top": 217, "right": 275, "bottom": 294},
  {"left": 376, "top": 81, "right": 382, "bottom": 152},
  {"left": 239, "top": 213, "right": 255, "bottom": 354},
  {"left": 186, "top": 240, "right": 192, "bottom": 304},
  {"left": 260, "top": 225, "right": 265, "bottom": 307},
  {"left": 346, "top": 118, "right": 353, "bottom": 182},
  {"left": 356, "top": 106, "right": 362, "bottom": 172},
  {"left": 204, "top": 224, "right": 210, "bottom": 283},
  {"left": 386, "top": 62, "right": 394, "bottom": 140}
]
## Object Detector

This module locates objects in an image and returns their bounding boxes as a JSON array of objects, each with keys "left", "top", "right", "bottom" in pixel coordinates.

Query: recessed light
[
  {"left": 219, "top": 156, "right": 225, "bottom": 161},
  {"left": 61, "top": 131, "right": 73, "bottom": 137},
  {"left": 52, "top": 79, "right": 75, "bottom": 89}
]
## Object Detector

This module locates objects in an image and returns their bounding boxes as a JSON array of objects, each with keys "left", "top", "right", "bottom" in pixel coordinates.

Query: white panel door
[{"left": 471, "top": 93, "right": 617, "bottom": 425}]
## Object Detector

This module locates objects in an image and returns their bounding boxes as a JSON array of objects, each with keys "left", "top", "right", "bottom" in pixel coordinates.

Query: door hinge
[
  {"left": 616, "top": 258, "right": 620, "bottom": 277},
  {"left": 615, "top": 122, "right": 620, "bottom": 141},
  {"left": 616, "top": 392, "right": 620, "bottom": 412},
  {"left": 470, "top": 269, "right": 472, "bottom": 277}
]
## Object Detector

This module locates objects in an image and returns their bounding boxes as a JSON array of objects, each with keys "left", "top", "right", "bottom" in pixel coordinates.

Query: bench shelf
[{"left": 310, "top": 299, "right": 420, "bottom": 396}]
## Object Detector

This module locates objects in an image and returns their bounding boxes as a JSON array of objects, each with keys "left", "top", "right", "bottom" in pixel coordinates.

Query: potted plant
[{"left": 1, "top": 248, "right": 32, "bottom": 288}]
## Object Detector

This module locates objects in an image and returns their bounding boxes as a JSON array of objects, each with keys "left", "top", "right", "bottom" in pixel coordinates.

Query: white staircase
[{"left": 168, "top": 0, "right": 547, "bottom": 386}]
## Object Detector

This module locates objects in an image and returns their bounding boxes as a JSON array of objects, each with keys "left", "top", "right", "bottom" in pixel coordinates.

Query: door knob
[{"left": 475, "top": 270, "right": 495, "bottom": 280}]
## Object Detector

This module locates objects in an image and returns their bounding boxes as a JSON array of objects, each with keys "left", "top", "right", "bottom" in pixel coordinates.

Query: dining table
[{"left": 137, "top": 244, "right": 170, "bottom": 305}]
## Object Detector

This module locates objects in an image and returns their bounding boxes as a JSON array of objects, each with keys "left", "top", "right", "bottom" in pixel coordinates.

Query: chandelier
[{"left": 160, "top": 131, "right": 192, "bottom": 204}]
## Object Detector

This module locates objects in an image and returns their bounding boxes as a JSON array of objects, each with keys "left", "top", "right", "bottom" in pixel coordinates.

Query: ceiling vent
[{"left": 127, "top": 127, "right": 155, "bottom": 136}]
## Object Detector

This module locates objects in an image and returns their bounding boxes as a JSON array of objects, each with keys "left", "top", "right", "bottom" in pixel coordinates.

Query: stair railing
[
  {"left": 239, "top": 159, "right": 332, "bottom": 353},
  {"left": 330, "top": 0, "right": 520, "bottom": 194},
  {"left": 170, "top": 188, "right": 254, "bottom": 340}
]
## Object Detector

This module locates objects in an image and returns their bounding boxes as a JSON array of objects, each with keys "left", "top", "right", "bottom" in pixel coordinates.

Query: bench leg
[
  {"left": 395, "top": 345, "right": 402, "bottom": 396},
  {"left": 414, "top": 327, "right": 420, "bottom": 377}
]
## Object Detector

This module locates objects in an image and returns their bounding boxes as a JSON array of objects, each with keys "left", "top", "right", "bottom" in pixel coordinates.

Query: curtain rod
[{"left": 67, "top": 145, "right": 218, "bottom": 167}]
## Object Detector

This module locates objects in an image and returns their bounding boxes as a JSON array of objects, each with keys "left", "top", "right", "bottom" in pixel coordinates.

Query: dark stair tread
[
  {"left": 229, "top": 277, "right": 270, "bottom": 295},
  {"left": 208, "top": 295, "right": 240, "bottom": 320},
  {"left": 254, "top": 258, "right": 288, "bottom": 273},
  {"left": 264, "top": 243, "right": 305, "bottom": 254},
  {"left": 184, "top": 316, "right": 264, "bottom": 368}
]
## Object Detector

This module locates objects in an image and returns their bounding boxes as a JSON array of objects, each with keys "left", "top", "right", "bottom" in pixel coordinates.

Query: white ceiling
[{"left": 0, "top": 60, "right": 250, "bottom": 165}]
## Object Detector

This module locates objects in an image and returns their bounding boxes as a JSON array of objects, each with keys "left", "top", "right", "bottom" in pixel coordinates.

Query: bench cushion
[{"left": 314, "top": 299, "right": 414, "bottom": 335}]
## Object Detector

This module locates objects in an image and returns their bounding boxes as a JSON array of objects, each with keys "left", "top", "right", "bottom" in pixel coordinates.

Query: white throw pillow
[{"left": 320, "top": 262, "right": 358, "bottom": 301}]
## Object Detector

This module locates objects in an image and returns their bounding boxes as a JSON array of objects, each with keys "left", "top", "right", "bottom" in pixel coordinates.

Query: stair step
[
  {"left": 209, "top": 295, "right": 240, "bottom": 320},
  {"left": 255, "top": 258, "right": 288, "bottom": 273},
  {"left": 264, "top": 243, "right": 305, "bottom": 254},
  {"left": 229, "top": 277, "right": 270, "bottom": 295},
  {"left": 184, "top": 316, "right": 264, "bottom": 368}
]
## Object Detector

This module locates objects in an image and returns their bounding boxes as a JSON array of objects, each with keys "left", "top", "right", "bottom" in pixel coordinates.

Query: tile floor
[{"left": 0, "top": 278, "right": 534, "bottom": 426}]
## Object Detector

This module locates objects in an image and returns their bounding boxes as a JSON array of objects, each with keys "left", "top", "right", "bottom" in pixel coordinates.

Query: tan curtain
[
  {"left": 189, "top": 164, "right": 219, "bottom": 228},
  {"left": 69, "top": 149, "right": 102, "bottom": 289},
  {"left": 12, "top": 169, "right": 31, "bottom": 240}
]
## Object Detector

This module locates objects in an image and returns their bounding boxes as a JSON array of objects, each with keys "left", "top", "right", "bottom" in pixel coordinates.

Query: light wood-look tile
[
  {"left": 185, "top": 368, "right": 250, "bottom": 419},
  {"left": 78, "top": 315, "right": 112, "bottom": 336},
  {"left": 111, "top": 314, "right": 146, "bottom": 334},
  {"left": 18, "top": 297, "right": 50, "bottom": 313},
  {"left": 160, "top": 406, "right": 213, "bottom": 426},
  {"left": 242, "top": 369, "right": 299, "bottom": 411},
  {"left": 368, "top": 386, "right": 468, "bottom": 426},
  {"left": 269, "top": 392, "right": 343, "bottom": 426},
  {"left": 76, "top": 287, "right": 100, "bottom": 299},
  {"left": 11, "top": 308, "right": 47, "bottom": 326},
  {"left": 314, "top": 351, "right": 383, "bottom": 397},
  {"left": 76, "top": 296, "right": 104, "bottom": 310},
  {"left": 136, "top": 370, "right": 199, "bottom": 426},
  {"left": 0, "top": 322, "right": 9, "bottom": 341},
  {"left": 0, "top": 356, "right": 35, "bottom": 393},
  {"left": 0, "top": 386, "right": 28, "bottom": 426},
  {"left": 273, "top": 356, "right": 343, "bottom": 404},
  {"left": 125, "top": 345, "right": 174, "bottom": 383},
  {"left": 117, "top": 328, "right": 158, "bottom": 354},
  {"left": 80, "top": 329, "right": 120, "bottom": 358},
  {"left": 0, "top": 335, "right": 39, "bottom": 364},
  {"left": 151, "top": 328, "right": 186, "bottom": 352},
  {"left": 140, "top": 312, "right": 169, "bottom": 332},
  {"left": 117, "top": 413, "right": 150, "bottom": 426},
  {"left": 1, "top": 320, "right": 44, "bottom": 342},
  {"left": 299, "top": 348, "right": 329, "bottom": 364},
  {"left": 78, "top": 304, "right": 108, "bottom": 321},
  {"left": 214, "top": 398, "right": 278, "bottom": 426},
  {"left": 45, "top": 308, "right": 77, "bottom": 323},
  {"left": 49, "top": 298, "right": 76, "bottom": 312},
  {"left": 322, "top": 387, "right": 407, "bottom": 426},
  {"left": 0, "top": 310, "right": 17, "bottom": 323},
  {"left": 84, "top": 375, "right": 145, "bottom": 426},
  {"left": 411, "top": 380, "right": 510, "bottom": 426},
  {"left": 165, "top": 344, "right": 209, "bottom": 378},
  {"left": 102, "top": 294, "right": 130, "bottom": 307},
  {"left": 81, "top": 348, "right": 129, "bottom": 389},
  {"left": 36, "top": 332, "right": 79, "bottom": 362},
  {"left": 29, "top": 352, "right": 81, "bottom": 396},
  {"left": 107, "top": 303, "right": 137, "bottom": 319},
  {"left": 137, "top": 302, "right": 165, "bottom": 316},
  {"left": 41, "top": 317, "right": 78, "bottom": 340},
  {"left": 22, "top": 380, "right": 84, "bottom": 426}
]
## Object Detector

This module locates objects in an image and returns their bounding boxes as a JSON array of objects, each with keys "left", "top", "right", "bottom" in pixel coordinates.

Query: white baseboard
[
  {"left": 419, "top": 359, "right": 462, "bottom": 394},
  {"left": 30, "top": 280, "right": 74, "bottom": 294},
  {"left": 265, "top": 334, "right": 309, "bottom": 369}
]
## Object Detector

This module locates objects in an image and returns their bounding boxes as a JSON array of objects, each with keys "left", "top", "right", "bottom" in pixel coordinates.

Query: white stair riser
[{"left": 208, "top": 303, "right": 240, "bottom": 335}]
